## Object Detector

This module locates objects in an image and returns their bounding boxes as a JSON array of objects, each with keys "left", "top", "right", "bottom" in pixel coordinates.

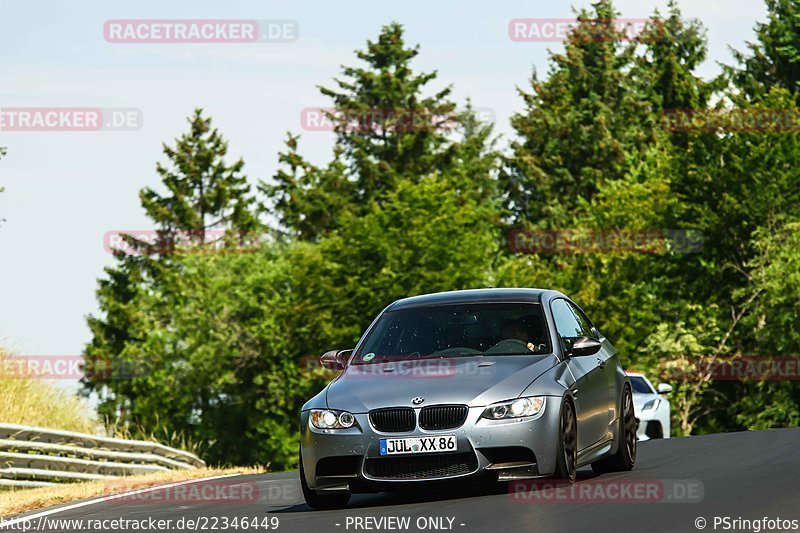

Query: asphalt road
[{"left": 4, "top": 428, "right": 800, "bottom": 533}]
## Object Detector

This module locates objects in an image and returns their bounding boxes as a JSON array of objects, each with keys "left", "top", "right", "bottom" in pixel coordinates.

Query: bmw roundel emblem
[{"left": 412, "top": 397, "right": 424, "bottom": 405}]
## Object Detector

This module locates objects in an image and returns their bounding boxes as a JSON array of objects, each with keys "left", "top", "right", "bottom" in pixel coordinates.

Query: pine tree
[
  {"left": 502, "top": 0, "right": 654, "bottom": 226},
  {"left": 262, "top": 22, "right": 491, "bottom": 240},
  {"left": 727, "top": 0, "right": 800, "bottom": 103},
  {"left": 635, "top": 0, "right": 712, "bottom": 112},
  {"left": 264, "top": 135, "right": 351, "bottom": 241},
  {"left": 668, "top": 0, "right": 800, "bottom": 432},
  {"left": 83, "top": 111, "right": 262, "bottom": 453},
  {"left": 86, "top": 25, "right": 502, "bottom": 467},
  {"left": 139, "top": 109, "right": 260, "bottom": 248},
  {"left": 318, "top": 21, "right": 457, "bottom": 202}
]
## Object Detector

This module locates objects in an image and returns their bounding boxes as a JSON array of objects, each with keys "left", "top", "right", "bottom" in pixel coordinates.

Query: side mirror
[
  {"left": 568, "top": 336, "right": 602, "bottom": 357},
  {"left": 320, "top": 349, "right": 352, "bottom": 371},
  {"left": 656, "top": 383, "right": 673, "bottom": 394}
]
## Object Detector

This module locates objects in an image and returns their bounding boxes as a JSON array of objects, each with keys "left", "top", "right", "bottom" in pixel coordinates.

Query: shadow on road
[{"left": 270, "top": 468, "right": 601, "bottom": 513}]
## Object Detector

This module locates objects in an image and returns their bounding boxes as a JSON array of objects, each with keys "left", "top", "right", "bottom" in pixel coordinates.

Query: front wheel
[
  {"left": 591, "top": 385, "right": 636, "bottom": 474},
  {"left": 299, "top": 452, "right": 351, "bottom": 509},
  {"left": 552, "top": 399, "right": 577, "bottom": 483}
]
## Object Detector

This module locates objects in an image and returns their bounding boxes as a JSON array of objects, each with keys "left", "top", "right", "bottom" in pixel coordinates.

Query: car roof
[{"left": 386, "top": 288, "right": 561, "bottom": 311}]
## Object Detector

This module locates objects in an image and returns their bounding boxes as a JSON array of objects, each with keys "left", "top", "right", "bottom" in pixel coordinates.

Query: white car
[{"left": 626, "top": 371, "right": 671, "bottom": 441}]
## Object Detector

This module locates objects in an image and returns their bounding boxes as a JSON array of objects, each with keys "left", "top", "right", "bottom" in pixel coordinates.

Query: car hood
[{"left": 325, "top": 354, "right": 558, "bottom": 412}]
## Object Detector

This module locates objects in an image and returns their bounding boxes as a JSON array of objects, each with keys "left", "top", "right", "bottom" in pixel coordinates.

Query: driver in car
[
  {"left": 486, "top": 318, "right": 533, "bottom": 354},
  {"left": 502, "top": 319, "right": 528, "bottom": 343}
]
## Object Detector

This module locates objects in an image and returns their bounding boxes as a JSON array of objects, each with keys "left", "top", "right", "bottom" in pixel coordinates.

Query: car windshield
[
  {"left": 354, "top": 302, "right": 551, "bottom": 363},
  {"left": 629, "top": 376, "right": 654, "bottom": 394}
]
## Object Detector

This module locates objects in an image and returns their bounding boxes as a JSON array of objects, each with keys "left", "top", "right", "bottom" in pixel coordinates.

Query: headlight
[
  {"left": 642, "top": 399, "right": 660, "bottom": 412},
  {"left": 482, "top": 396, "right": 545, "bottom": 420},
  {"left": 310, "top": 409, "right": 356, "bottom": 429}
]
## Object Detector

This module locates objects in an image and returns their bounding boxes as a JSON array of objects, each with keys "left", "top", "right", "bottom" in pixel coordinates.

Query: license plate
[{"left": 379, "top": 435, "right": 457, "bottom": 455}]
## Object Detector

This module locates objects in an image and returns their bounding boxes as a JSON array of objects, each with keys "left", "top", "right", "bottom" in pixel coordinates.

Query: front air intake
[{"left": 365, "top": 453, "right": 478, "bottom": 480}]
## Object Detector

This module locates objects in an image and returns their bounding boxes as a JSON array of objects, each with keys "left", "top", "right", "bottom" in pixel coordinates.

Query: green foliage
[
  {"left": 85, "top": 24, "right": 500, "bottom": 467},
  {"left": 727, "top": 0, "right": 800, "bottom": 103},
  {"left": 638, "top": 307, "right": 725, "bottom": 436},
  {"left": 140, "top": 109, "right": 260, "bottom": 236},
  {"left": 745, "top": 222, "right": 800, "bottom": 352},
  {"left": 502, "top": 0, "right": 655, "bottom": 225},
  {"left": 263, "top": 23, "right": 495, "bottom": 241},
  {"left": 316, "top": 22, "right": 458, "bottom": 204},
  {"left": 725, "top": 221, "right": 800, "bottom": 430},
  {"left": 263, "top": 134, "right": 350, "bottom": 241},
  {"left": 84, "top": 3, "right": 800, "bottom": 468},
  {"left": 501, "top": 0, "right": 800, "bottom": 437},
  {"left": 635, "top": 0, "right": 714, "bottom": 112},
  {"left": 319, "top": 176, "right": 500, "bottom": 317},
  {"left": 83, "top": 110, "right": 271, "bottom": 465}
]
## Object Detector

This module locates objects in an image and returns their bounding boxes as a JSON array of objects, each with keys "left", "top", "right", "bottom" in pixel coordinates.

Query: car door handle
[{"left": 597, "top": 358, "right": 606, "bottom": 369}]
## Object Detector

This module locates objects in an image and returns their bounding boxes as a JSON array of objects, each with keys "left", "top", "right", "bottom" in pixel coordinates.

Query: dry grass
[
  {"left": 0, "top": 466, "right": 265, "bottom": 518},
  {"left": 0, "top": 349, "right": 97, "bottom": 433},
  {"left": 0, "top": 348, "right": 256, "bottom": 519},
  {"left": 105, "top": 415, "right": 202, "bottom": 456}
]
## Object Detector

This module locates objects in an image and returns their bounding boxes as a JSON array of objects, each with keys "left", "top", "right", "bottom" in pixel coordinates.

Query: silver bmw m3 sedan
[{"left": 299, "top": 288, "right": 637, "bottom": 509}]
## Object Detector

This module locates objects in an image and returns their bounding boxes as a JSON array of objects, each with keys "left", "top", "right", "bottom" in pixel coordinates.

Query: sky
[{"left": 0, "top": 0, "right": 767, "bottom": 396}]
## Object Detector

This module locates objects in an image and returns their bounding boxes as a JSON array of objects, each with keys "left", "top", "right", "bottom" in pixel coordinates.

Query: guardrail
[{"left": 0, "top": 423, "right": 205, "bottom": 488}]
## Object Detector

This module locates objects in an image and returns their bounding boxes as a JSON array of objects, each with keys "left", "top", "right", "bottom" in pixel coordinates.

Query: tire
[
  {"left": 299, "top": 452, "right": 351, "bottom": 510},
  {"left": 591, "top": 385, "right": 636, "bottom": 474},
  {"left": 644, "top": 420, "right": 664, "bottom": 440},
  {"left": 553, "top": 398, "right": 577, "bottom": 483}
]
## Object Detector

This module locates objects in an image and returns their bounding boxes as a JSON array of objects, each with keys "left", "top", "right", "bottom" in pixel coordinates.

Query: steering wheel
[{"left": 486, "top": 338, "right": 530, "bottom": 354}]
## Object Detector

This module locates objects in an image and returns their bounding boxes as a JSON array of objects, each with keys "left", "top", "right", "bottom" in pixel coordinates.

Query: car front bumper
[
  {"left": 300, "top": 397, "right": 562, "bottom": 492},
  {"left": 634, "top": 409, "right": 666, "bottom": 441}
]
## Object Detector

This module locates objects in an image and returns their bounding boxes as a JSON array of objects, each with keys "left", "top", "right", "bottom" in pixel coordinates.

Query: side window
[
  {"left": 567, "top": 302, "right": 597, "bottom": 339},
  {"left": 551, "top": 299, "right": 594, "bottom": 340}
]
